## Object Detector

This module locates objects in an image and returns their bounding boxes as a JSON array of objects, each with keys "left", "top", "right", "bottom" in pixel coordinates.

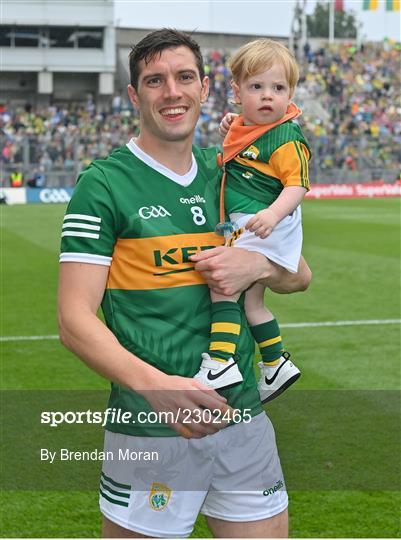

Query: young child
[{"left": 194, "top": 39, "right": 311, "bottom": 403}]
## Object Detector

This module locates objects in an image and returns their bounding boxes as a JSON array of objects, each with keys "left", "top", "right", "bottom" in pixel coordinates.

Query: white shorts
[
  {"left": 229, "top": 207, "right": 303, "bottom": 273},
  {"left": 99, "top": 412, "right": 288, "bottom": 538}
]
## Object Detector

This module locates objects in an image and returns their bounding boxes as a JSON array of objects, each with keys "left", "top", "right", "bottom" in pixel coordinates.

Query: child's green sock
[
  {"left": 207, "top": 301, "right": 242, "bottom": 361},
  {"left": 249, "top": 319, "right": 284, "bottom": 366}
]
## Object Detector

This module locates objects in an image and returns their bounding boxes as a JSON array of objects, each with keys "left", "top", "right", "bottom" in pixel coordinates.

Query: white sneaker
[
  {"left": 194, "top": 353, "right": 243, "bottom": 390},
  {"left": 258, "top": 352, "right": 300, "bottom": 404}
]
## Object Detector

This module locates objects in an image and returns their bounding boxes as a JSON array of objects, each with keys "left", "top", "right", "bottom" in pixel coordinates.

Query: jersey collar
[{"left": 126, "top": 138, "right": 198, "bottom": 187}]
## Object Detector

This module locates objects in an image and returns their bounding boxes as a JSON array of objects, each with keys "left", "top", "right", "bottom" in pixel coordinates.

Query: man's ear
[
  {"left": 200, "top": 76, "right": 209, "bottom": 104},
  {"left": 231, "top": 80, "right": 241, "bottom": 105},
  {"left": 127, "top": 84, "right": 139, "bottom": 109}
]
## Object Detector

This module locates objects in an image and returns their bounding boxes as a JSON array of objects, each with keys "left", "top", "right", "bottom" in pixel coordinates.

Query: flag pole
[
  {"left": 301, "top": 1, "right": 307, "bottom": 52},
  {"left": 329, "top": 0, "right": 335, "bottom": 44},
  {"left": 356, "top": 20, "right": 363, "bottom": 49}
]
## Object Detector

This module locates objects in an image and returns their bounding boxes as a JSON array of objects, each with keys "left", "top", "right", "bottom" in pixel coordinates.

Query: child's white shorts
[
  {"left": 228, "top": 206, "right": 303, "bottom": 273},
  {"left": 99, "top": 412, "right": 288, "bottom": 538}
]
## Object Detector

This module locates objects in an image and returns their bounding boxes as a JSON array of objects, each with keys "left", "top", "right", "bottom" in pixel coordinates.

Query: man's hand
[
  {"left": 140, "top": 374, "right": 234, "bottom": 439},
  {"left": 246, "top": 208, "right": 280, "bottom": 239},
  {"left": 58, "top": 262, "right": 235, "bottom": 440},
  {"left": 219, "top": 112, "right": 238, "bottom": 138},
  {"left": 190, "top": 246, "right": 270, "bottom": 296},
  {"left": 190, "top": 247, "right": 312, "bottom": 295}
]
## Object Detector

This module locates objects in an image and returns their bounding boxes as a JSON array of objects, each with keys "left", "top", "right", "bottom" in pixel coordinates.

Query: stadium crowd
[
  {"left": 1, "top": 40, "right": 400, "bottom": 185},
  {"left": 296, "top": 40, "right": 400, "bottom": 176}
]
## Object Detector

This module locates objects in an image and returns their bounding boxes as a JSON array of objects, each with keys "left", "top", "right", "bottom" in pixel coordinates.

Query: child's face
[{"left": 232, "top": 62, "right": 292, "bottom": 126}]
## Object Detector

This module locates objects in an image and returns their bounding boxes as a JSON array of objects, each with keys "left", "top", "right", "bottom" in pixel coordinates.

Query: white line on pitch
[
  {"left": 281, "top": 319, "right": 401, "bottom": 329},
  {"left": 1, "top": 334, "right": 59, "bottom": 342},
  {"left": 1, "top": 319, "right": 400, "bottom": 342}
]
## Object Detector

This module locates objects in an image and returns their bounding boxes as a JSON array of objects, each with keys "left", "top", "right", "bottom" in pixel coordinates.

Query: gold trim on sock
[
  {"left": 209, "top": 341, "right": 236, "bottom": 354},
  {"left": 210, "top": 357, "right": 229, "bottom": 363},
  {"left": 263, "top": 358, "right": 281, "bottom": 366},
  {"left": 259, "top": 335, "right": 282, "bottom": 348},
  {"left": 211, "top": 322, "right": 241, "bottom": 335}
]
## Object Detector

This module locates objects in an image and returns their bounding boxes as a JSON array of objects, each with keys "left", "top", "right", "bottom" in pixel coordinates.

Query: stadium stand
[{"left": 1, "top": 41, "right": 399, "bottom": 187}]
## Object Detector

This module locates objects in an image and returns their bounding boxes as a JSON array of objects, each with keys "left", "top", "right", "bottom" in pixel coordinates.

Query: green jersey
[
  {"left": 225, "top": 121, "right": 311, "bottom": 215},
  {"left": 60, "top": 140, "right": 262, "bottom": 436}
]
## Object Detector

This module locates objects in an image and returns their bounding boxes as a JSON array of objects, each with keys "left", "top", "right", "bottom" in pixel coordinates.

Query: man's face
[{"left": 128, "top": 46, "right": 209, "bottom": 144}]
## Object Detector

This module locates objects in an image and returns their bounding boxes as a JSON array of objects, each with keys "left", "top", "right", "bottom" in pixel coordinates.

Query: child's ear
[{"left": 231, "top": 80, "right": 242, "bottom": 105}]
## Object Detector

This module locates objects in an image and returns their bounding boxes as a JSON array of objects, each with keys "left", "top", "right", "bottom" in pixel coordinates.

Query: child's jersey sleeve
[{"left": 269, "top": 141, "right": 310, "bottom": 190}]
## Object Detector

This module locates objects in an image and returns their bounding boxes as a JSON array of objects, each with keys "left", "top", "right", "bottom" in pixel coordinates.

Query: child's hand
[
  {"left": 246, "top": 208, "right": 280, "bottom": 239},
  {"left": 219, "top": 113, "right": 238, "bottom": 137}
]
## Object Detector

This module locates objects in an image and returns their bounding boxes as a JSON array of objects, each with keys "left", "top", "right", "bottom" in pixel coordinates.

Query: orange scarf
[{"left": 222, "top": 102, "right": 302, "bottom": 163}]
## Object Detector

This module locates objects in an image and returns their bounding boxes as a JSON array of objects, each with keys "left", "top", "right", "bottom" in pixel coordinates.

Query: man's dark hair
[{"left": 129, "top": 28, "right": 205, "bottom": 89}]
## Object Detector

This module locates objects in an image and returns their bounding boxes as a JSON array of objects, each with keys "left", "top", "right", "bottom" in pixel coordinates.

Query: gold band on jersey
[{"left": 107, "top": 232, "right": 223, "bottom": 291}]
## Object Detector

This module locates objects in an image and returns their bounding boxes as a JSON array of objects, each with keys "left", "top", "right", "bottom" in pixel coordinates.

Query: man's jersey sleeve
[
  {"left": 269, "top": 141, "right": 310, "bottom": 190},
  {"left": 60, "top": 164, "right": 118, "bottom": 266}
]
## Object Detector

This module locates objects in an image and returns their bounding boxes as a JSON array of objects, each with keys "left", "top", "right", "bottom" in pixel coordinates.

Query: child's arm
[{"left": 246, "top": 186, "right": 307, "bottom": 239}]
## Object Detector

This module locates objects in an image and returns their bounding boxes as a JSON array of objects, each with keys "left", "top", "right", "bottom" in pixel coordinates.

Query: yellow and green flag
[
  {"left": 363, "top": 0, "right": 400, "bottom": 9},
  {"left": 385, "top": 0, "right": 400, "bottom": 10},
  {"left": 363, "top": 0, "right": 378, "bottom": 9}
]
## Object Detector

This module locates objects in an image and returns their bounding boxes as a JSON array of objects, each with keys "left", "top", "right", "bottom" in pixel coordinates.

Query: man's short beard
[
  {"left": 163, "top": 131, "right": 193, "bottom": 142},
  {"left": 155, "top": 126, "right": 194, "bottom": 142}
]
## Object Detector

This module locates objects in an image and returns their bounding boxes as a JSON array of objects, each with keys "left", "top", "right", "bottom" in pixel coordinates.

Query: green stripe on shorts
[
  {"left": 101, "top": 471, "right": 131, "bottom": 490},
  {"left": 99, "top": 488, "right": 130, "bottom": 507},
  {"left": 100, "top": 478, "right": 130, "bottom": 499}
]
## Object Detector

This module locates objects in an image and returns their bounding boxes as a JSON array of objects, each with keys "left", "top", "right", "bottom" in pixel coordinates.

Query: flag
[
  {"left": 386, "top": 0, "right": 400, "bottom": 10},
  {"left": 363, "top": 0, "right": 378, "bottom": 9},
  {"left": 335, "top": 0, "right": 344, "bottom": 11}
]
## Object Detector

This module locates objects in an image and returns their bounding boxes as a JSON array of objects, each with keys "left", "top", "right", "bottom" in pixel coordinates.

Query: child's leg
[
  {"left": 207, "top": 290, "right": 242, "bottom": 361},
  {"left": 194, "top": 290, "right": 243, "bottom": 389},
  {"left": 244, "top": 283, "right": 300, "bottom": 403},
  {"left": 244, "top": 283, "right": 283, "bottom": 366}
]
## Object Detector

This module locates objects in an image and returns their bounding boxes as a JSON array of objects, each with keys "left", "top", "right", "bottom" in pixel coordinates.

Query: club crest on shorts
[{"left": 149, "top": 482, "right": 172, "bottom": 511}]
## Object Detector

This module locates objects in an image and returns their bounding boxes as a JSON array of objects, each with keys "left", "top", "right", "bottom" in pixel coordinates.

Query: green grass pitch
[{"left": 1, "top": 198, "right": 400, "bottom": 538}]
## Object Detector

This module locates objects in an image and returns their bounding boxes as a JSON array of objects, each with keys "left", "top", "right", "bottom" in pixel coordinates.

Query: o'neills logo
[
  {"left": 179, "top": 195, "right": 206, "bottom": 204},
  {"left": 263, "top": 479, "right": 284, "bottom": 496}
]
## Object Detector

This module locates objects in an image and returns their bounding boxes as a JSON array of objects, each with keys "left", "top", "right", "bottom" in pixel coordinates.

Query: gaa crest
[{"left": 149, "top": 482, "right": 172, "bottom": 511}]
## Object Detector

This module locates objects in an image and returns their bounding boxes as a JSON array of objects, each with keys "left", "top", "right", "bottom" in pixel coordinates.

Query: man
[{"left": 58, "top": 29, "right": 311, "bottom": 538}]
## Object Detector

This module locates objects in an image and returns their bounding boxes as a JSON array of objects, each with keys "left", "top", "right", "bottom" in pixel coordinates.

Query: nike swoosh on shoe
[
  {"left": 264, "top": 360, "right": 289, "bottom": 385},
  {"left": 207, "top": 362, "right": 236, "bottom": 381}
]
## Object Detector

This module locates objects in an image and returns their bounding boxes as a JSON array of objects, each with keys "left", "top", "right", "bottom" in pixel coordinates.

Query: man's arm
[
  {"left": 190, "top": 247, "right": 311, "bottom": 296},
  {"left": 58, "top": 262, "right": 232, "bottom": 438}
]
